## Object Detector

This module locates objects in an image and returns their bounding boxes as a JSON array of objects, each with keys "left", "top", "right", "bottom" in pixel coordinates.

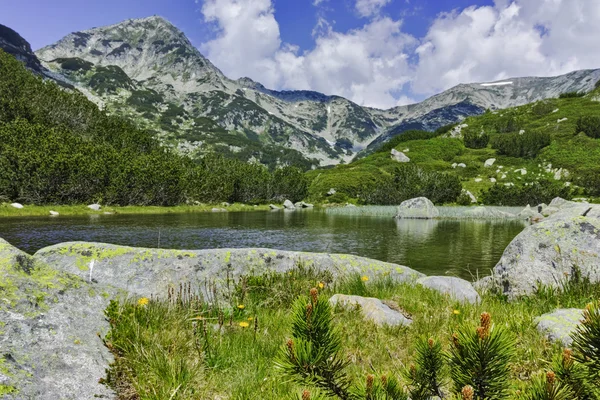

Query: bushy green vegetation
[
  {"left": 491, "top": 131, "right": 552, "bottom": 158},
  {"left": 0, "top": 50, "right": 308, "bottom": 206},
  {"left": 102, "top": 265, "right": 600, "bottom": 399},
  {"left": 575, "top": 116, "right": 600, "bottom": 139},
  {"left": 463, "top": 130, "right": 490, "bottom": 149},
  {"left": 481, "top": 180, "right": 573, "bottom": 206},
  {"left": 559, "top": 91, "right": 586, "bottom": 99}
]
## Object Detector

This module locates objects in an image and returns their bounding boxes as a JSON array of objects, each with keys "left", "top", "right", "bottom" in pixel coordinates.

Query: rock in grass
[
  {"left": 395, "top": 197, "right": 439, "bottom": 219},
  {"left": 87, "top": 204, "right": 101, "bottom": 211},
  {"left": 329, "top": 294, "right": 412, "bottom": 327},
  {"left": 484, "top": 158, "right": 496, "bottom": 167},
  {"left": 283, "top": 199, "right": 295, "bottom": 210},
  {"left": 484, "top": 203, "right": 600, "bottom": 298},
  {"left": 417, "top": 276, "right": 480, "bottom": 304},
  {"left": 269, "top": 204, "right": 281, "bottom": 210},
  {"left": 49, "top": 210, "right": 59, "bottom": 216},
  {"left": 391, "top": 149, "right": 410, "bottom": 163},
  {"left": 535, "top": 308, "right": 584, "bottom": 346},
  {"left": 10, "top": 203, "right": 23, "bottom": 209}
]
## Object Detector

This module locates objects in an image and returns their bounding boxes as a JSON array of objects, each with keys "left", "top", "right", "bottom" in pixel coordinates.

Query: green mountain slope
[{"left": 308, "top": 84, "right": 600, "bottom": 205}]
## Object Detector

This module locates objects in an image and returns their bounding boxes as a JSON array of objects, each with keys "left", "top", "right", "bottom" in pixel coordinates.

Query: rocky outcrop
[
  {"left": 329, "top": 294, "right": 412, "bottom": 327},
  {"left": 283, "top": 200, "right": 295, "bottom": 210},
  {"left": 0, "top": 239, "right": 116, "bottom": 400},
  {"left": 535, "top": 308, "right": 584, "bottom": 346},
  {"left": 34, "top": 242, "right": 424, "bottom": 298},
  {"left": 395, "top": 197, "right": 439, "bottom": 219},
  {"left": 417, "top": 276, "right": 480, "bottom": 304},
  {"left": 483, "top": 199, "right": 600, "bottom": 298}
]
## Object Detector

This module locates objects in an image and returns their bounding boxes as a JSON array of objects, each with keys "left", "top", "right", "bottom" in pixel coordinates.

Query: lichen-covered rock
[
  {"left": 329, "top": 294, "right": 412, "bottom": 326},
  {"left": 517, "top": 205, "right": 537, "bottom": 219},
  {"left": 34, "top": 243, "right": 424, "bottom": 298},
  {"left": 535, "top": 308, "right": 584, "bottom": 346},
  {"left": 417, "top": 276, "right": 480, "bottom": 304},
  {"left": 485, "top": 204, "right": 600, "bottom": 298},
  {"left": 395, "top": 197, "right": 439, "bottom": 219},
  {"left": 0, "top": 238, "right": 115, "bottom": 400}
]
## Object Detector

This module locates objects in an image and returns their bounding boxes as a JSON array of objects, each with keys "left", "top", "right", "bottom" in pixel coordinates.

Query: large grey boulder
[
  {"left": 391, "top": 149, "right": 410, "bottom": 163},
  {"left": 535, "top": 308, "right": 584, "bottom": 346},
  {"left": 283, "top": 199, "right": 295, "bottom": 210},
  {"left": 34, "top": 242, "right": 425, "bottom": 298},
  {"left": 395, "top": 197, "right": 439, "bottom": 219},
  {"left": 417, "top": 276, "right": 480, "bottom": 304},
  {"left": 329, "top": 294, "right": 412, "bottom": 327},
  {"left": 0, "top": 238, "right": 115, "bottom": 400},
  {"left": 484, "top": 203, "right": 600, "bottom": 298},
  {"left": 517, "top": 205, "right": 537, "bottom": 219}
]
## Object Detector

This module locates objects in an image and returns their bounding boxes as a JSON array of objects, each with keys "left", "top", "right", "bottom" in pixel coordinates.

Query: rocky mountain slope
[{"left": 4, "top": 17, "right": 599, "bottom": 167}]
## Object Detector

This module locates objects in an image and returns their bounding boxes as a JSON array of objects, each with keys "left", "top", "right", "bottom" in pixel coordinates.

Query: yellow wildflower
[
  {"left": 318, "top": 282, "right": 325, "bottom": 289},
  {"left": 247, "top": 317, "right": 254, "bottom": 321},
  {"left": 137, "top": 297, "right": 149, "bottom": 307},
  {"left": 237, "top": 304, "right": 245, "bottom": 310},
  {"left": 361, "top": 275, "right": 369, "bottom": 282},
  {"left": 239, "top": 321, "right": 250, "bottom": 328},
  {"left": 453, "top": 309, "right": 461, "bottom": 315}
]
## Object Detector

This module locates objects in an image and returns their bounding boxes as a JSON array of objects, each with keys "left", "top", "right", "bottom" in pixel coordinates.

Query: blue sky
[{"left": 2, "top": 0, "right": 599, "bottom": 108}]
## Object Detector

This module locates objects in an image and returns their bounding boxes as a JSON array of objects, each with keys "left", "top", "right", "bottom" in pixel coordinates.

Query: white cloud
[
  {"left": 412, "top": 0, "right": 600, "bottom": 95},
  {"left": 198, "top": 0, "right": 600, "bottom": 108},
  {"left": 355, "top": 0, "right": 392, "bottom": 18},
  {"left": 200, "top": 0, "right": 415, "bottom": 109}
]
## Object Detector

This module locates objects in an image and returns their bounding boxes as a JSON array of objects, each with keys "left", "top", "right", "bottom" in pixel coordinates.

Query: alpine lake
[{"left": 0, "top": 207, "right": 526, "bottom": 280}]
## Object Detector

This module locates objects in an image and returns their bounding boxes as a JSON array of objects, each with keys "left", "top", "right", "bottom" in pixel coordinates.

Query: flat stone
[
  {"left": 535, "top": 308, "right": 584, "bottom": 346},
  {"left": 329, "top": 294, "right": 412, "bottom": 326},
  {"left": 417, "top": 276, "right": 480, "bottom": 304}
]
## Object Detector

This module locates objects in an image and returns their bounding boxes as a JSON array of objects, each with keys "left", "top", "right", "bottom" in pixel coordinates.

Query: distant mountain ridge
[{"left": 2, "top": 17, "right": 599, "bottom": 167}]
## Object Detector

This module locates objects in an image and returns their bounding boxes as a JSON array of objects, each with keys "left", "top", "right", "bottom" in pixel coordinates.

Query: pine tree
[
  {"left": 523, "top": 371, "right": 573, "bottom": 400},
  {"left": 403, "top": 337, "right": 445, "bottom": 399},
  {"left": 448, "top": 312, "right": 514, "bottom": 399}
]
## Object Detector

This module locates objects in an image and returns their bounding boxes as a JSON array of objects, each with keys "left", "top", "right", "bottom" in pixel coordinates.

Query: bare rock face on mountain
[
  {"left": 28, "top": 16, "right": 600, "bottom": 167},
  {"left": 485, "top": 199, "right": 600, "bottom": 299}
]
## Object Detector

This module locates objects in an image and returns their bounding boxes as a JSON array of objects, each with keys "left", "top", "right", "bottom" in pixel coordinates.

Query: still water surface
[{"left": 0, "top": 210, "right": 525, "bottom": 279}]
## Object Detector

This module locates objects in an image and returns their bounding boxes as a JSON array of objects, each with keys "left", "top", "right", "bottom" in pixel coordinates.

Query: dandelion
[
  {"left": 361, "top": 275, "right": 369, "bottom": 282},
  {"left": 239, "top": 321, "right": 250, "bottom": 328},
  {"left": 318, "top": 282, "right": 325, "bottom": 289},
  {"left": 247, "top": 317, "right": 254, "bottom": 321},
  {"left": 237, "top": 304, "right": 245, "bottom": 310},
  {"left": 453, "top": 309, "right": 461, "bottom": 315},
  {"left": 137, "top": 297, "right": 149, "bottom": 307}
]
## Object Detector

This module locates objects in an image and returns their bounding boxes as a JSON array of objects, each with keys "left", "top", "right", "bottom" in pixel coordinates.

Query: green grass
[
  {"left": 102, "top": 265, "right": 600, "bottom": 399},
  {"left": 0, "top": 203, "right": 278, "bottom": 217}
]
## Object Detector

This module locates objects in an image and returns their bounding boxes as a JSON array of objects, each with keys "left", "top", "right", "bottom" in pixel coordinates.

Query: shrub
[
  {"left": 532, "top": 101, "right": 555, "bottom": 116},
  {"left": 494, "top": 114, "right": 522, "bottom": 133},
  {"left": 480, "top": 180, "right": 572, "bottom": 206},
  {"left": 575, "top": 116, "right": 600, "bottom": 139},
  {"left": 575, "top": 168, "right": 600, "bottom": 197},
  {"left": 463, "top": 130, "right": 490, "bottom": 149},
  {"left": 559, "top": 91, "right": 586, "bottom": 99},
  {"left": 376, "top": 130, "right": 442, "bottom": 153},
  {"left": 491, "top": 131, "right": 551, "bottom": 158}
]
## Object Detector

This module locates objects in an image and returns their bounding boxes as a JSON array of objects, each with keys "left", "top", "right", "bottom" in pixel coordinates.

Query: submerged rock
[
  {"left": 395, "top": 197, "right": 439, "bottom": 219},
  {"left": 484, "top": 202, "right": 600, "bottom": 298},
  {"left": 417, "top": 276, "right": 480, "bottom": 304},
  {"left": 535, "top": 308, "right": 584, "bottom": 346},
  {"left": 329, "top": 294, "right": 412, "bottom": 327}
]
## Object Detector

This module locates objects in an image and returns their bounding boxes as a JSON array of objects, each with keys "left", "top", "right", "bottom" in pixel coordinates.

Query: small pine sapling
[
  {"left": 403, "top": 337, "right": 445, "bottom": 399},
  {"left": 551, "top": 348, "right": 598, "bottom": 399},
  {"left": 572, "top": 302, "right": 600, "bottom": 384},
  {"left": 275, "top": 288, "right": 352, "bottom": 399},
  {"left": 523, "top": 371, "right": 572, "bottom": 400},
  {"left": 448, "top": 312, "right": 515, "bottom": 399}
]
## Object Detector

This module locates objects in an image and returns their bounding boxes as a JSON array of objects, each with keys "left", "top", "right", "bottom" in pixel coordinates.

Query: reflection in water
[{"left": 0, "top": 210, "right": 525, "bottom": 280}]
